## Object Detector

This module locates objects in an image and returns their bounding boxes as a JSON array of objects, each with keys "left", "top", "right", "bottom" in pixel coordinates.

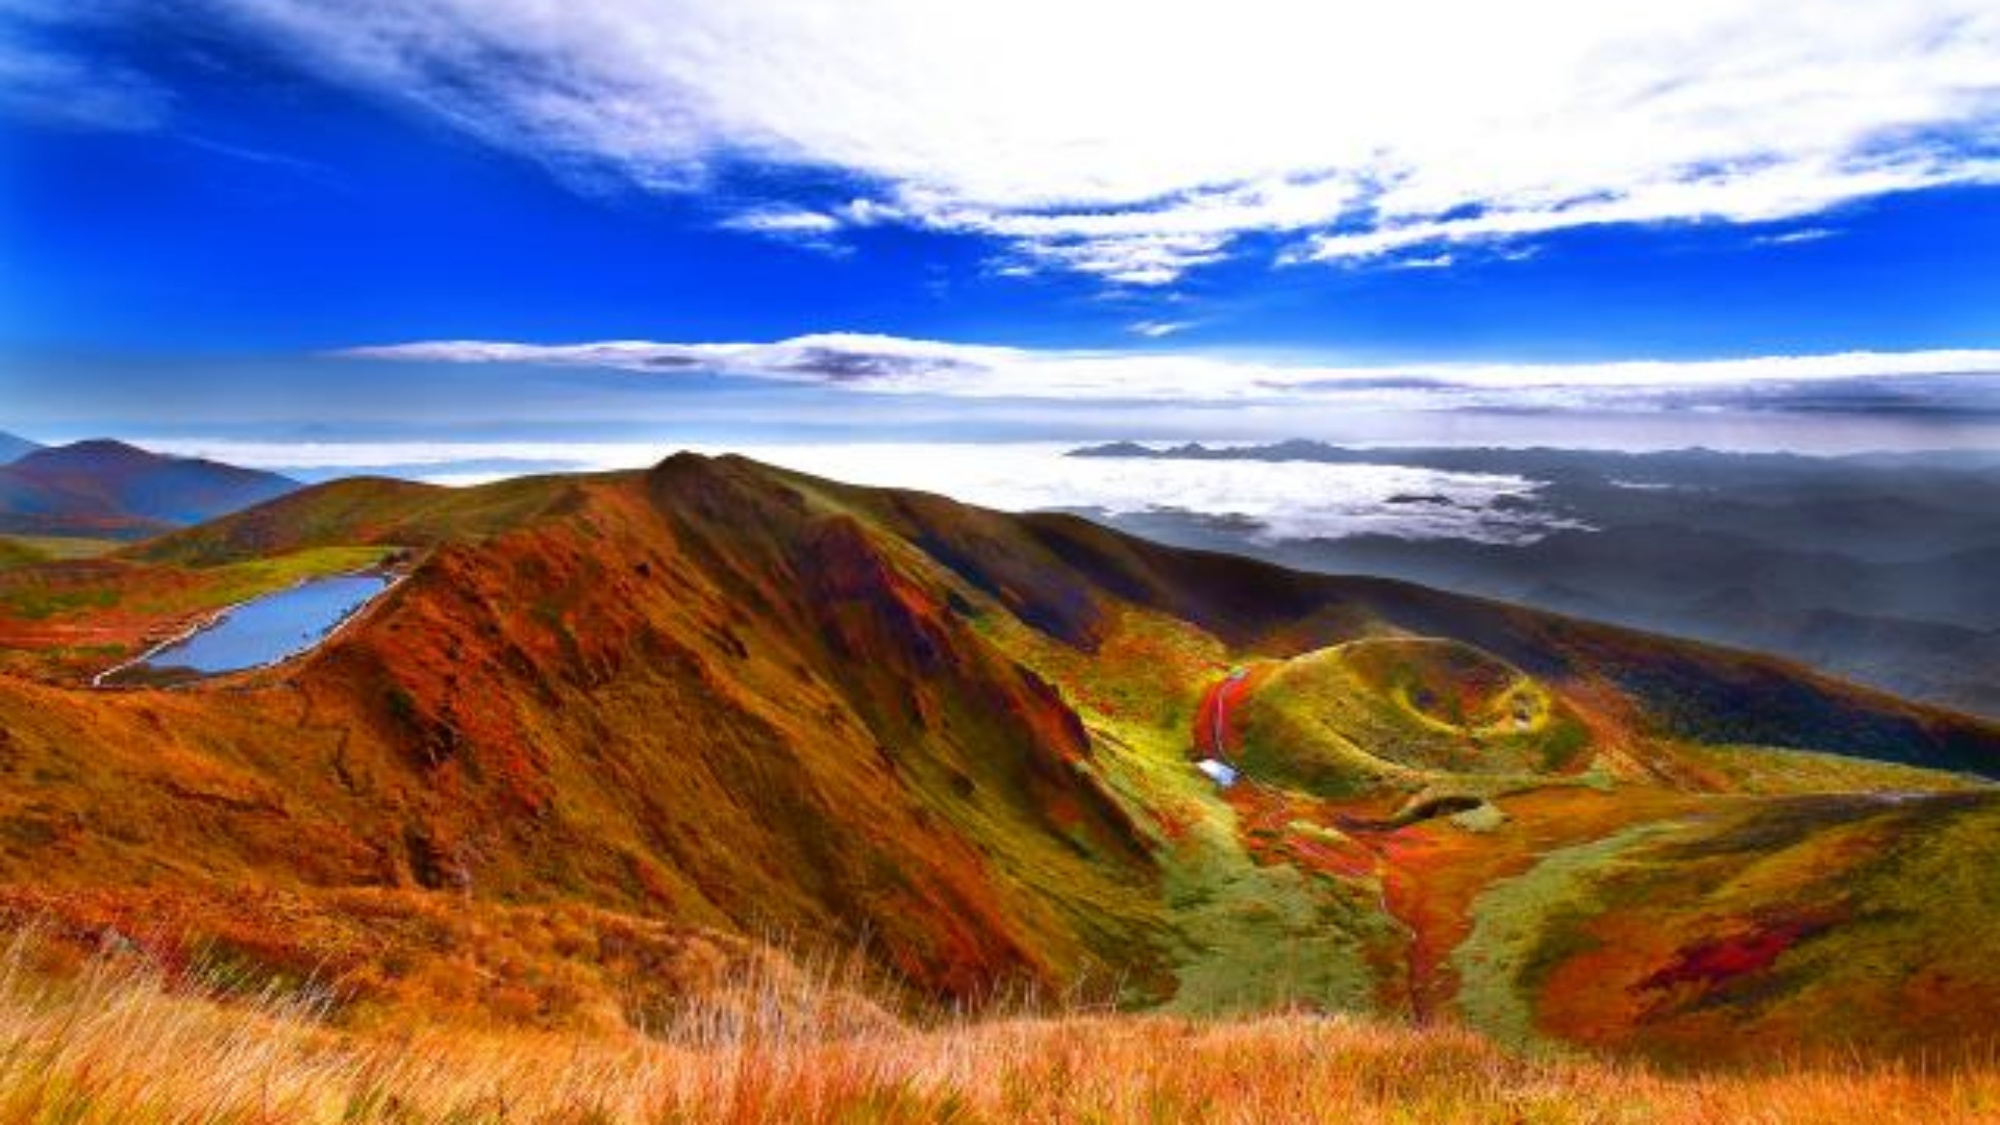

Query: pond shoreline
[{"left": 90, "top": 558, "right": 408, "bottom": 690}]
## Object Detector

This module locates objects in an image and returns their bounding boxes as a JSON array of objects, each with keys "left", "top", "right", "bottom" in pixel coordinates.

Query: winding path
[
  {"left": 1194, "top": 662, "right": 1438, "bottom": 1021},
  {"left": 1205, "top": 666, "right": 1251, "bottom": 758}
]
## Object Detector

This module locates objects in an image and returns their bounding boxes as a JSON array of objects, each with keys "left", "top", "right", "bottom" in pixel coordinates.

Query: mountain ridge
[{"left": 141, "top": 453, "right": 2000, "bottom": 769}]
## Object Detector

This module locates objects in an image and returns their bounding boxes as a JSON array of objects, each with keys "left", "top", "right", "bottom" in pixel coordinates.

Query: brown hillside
[{"left": 1, "top": 456, "right": 1169, "bottom": 1008}]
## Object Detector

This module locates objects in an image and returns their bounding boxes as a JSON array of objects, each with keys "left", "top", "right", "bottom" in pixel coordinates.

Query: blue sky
[{"left": 3, "top": 0, "right": 2000, "bottom": 457}]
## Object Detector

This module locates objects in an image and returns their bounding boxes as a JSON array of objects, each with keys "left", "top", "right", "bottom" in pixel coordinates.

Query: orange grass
[{"left": 0, "top": 941, "right": 1995, "bottom": 1124}]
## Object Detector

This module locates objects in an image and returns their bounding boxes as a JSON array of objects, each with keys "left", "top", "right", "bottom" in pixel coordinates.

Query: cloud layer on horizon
[
  {"left": 340, "top": 334, "right": 2000, "bottom": 406},
  {"left": 129, "top": 438, "right": 1582, "bottom": 544},
  {"left": 51, "top": 0, "right": 1998, "bottom": 285}
]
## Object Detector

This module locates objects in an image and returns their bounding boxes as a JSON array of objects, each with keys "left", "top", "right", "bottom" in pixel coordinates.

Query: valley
[{"left": 1071, "top": 442, "right": 2000, "bottom": 718}]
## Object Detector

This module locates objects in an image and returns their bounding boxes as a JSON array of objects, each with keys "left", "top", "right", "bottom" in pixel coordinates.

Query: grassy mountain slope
[
  {"left": 0, "top": 457, "right": 1167, "bottom": 1009},
  {"left": 1227, "top": 638, "right": 1587, "bottom": 797},
  {"left": 0, "top": 453, "right": 1996, "bottom": 1061},
  {"left": 0, "top": 540, "right": 45, "bottom": 571},
  {"left": 1452, "top": 789, "right": 2000, "bottom": 1063}
]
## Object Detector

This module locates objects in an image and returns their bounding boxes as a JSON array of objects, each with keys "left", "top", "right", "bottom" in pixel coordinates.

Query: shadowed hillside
[
  {"left": 1069, "top": 441, "right": 2000, "bottom": 717},
  {"left": 0, "top": 453, "right": 1996, "bottom": 1063}
]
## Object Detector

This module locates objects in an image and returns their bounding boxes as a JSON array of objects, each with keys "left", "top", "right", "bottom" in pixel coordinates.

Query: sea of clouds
[{"left": 132, "top": 439, "right": 1579, "bottom": 545}]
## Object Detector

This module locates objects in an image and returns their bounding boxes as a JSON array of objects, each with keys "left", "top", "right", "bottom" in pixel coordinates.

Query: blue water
[{"left": 139, "top": 574, "right": 392, "bottom": 676}]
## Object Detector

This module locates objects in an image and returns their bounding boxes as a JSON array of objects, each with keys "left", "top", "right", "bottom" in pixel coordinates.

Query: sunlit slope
[
  {"left": 1449, "top": 788, "right": 2000, "bottom": 1063},
  {"left": 1, "top": 458, "right": 1169, "bottom": 1004},
  {"left": 129, "top": 473, "right": 566, "bottom": 563}
]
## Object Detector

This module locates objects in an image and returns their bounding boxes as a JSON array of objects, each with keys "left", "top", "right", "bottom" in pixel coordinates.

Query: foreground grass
[{"left": 1, "top": 950, "right": 1995, "bottom": 1124}]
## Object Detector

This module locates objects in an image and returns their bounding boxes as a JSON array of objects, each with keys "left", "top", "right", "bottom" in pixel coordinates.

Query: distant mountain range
[
  {"left": 0, "top": 438, "right": 298, "bottom": 539},
  {"left": 1070, "top": 441, "right": 2000, "bottom": 717}
]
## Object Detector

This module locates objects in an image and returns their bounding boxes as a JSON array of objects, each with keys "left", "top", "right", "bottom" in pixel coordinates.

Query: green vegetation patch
[
  {"left": 1452, "top": 821, "right": 1681, "bottom": 1053},
  {"left": 1448, "top": 801, "right": 1509, "bottom": 834},
  {"left": 1, "top": 535, "right": 119, "bottom": 562},
  {"left": 0, "top": 540, "right": 48, "bottom": 572},
  {"left": 0, "top": 545, "right": 394, "bottom": 624},
  {"left": 164, "top": 545, "right": 397, "bottom": 606},
  {"left": 0, "top": 535, "right": 122, "bottom": 572},
  {"left": 971, "top": 601, "right": 1392, "bottom": 1014},
  {"left": 1673, "top": 742, "right": 1992, "bottom": 796},
  {"left": 1235, "top": 637, "right": 1595, "bottom": 798},
  {"left": 134, "top": 473, "right": 586, "bottom": 567},
  {"left": 1139, "top": 729, "right": 1388, "bottom": 1015},
  {"left": 1451, "top": 789, "right": 2000, "bottom": 1061}
]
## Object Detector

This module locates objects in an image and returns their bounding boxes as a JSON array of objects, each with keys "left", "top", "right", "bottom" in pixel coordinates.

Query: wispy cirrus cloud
[
  {"left": 716, "top": 205, "right": 851, "bottom": 255},
  {"left": 1754, "top": 226, "right": 1840, "bottom": 246},
  {"left": 131, "top": 0, "right": 2000, "bottom": 284},
  {"left": 719, "top": 207, "right": 842, "bottom": 237},
  {"left": 0, "top": 1, "right": 169, "bottom": 130},
  {"left": 340, "top": 334, "right": 2000, "bottom": 406},
  {"left": 1289, "top": 156, "right": 1985, "bottom": 262}
]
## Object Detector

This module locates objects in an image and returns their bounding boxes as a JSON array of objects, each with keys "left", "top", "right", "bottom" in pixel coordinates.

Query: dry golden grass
[{"left": 1, "top": 938, "right": 1996, "bottom": 1125}]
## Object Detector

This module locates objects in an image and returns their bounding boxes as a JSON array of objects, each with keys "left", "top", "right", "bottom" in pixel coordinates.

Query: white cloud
[
  {"left": 190, "top": 0, "right": 2000, "bottom": 282},
  {"left": 131, "top": 438, "right": 669, "bottom": 473},
  {"left": 717, "top": 205, "right": 849, "bottom": 254},
  {"left": 339, "top": 333, "right": 2000, "bottom": 403},
  {"left": 1754, "top": 226, "right": 1839, "bottom": 246},
  {"left": 1292, "top": 154, "right": 1995, "bottom": 261},
  {"left": 676, "top": 443, "right": 1578, "bottom": 544},
  {"left": 1005, "top": 232, "right": 1232, "bottom": 287},
  {"left": 1128, "top": 320, "right": 1196, "bottom": 339},
  {"left": 0, "top": 2, "right": 169, "bottom": 130},
  {"left": 720, "top": 207, "right": 842, "bottom": 235}
]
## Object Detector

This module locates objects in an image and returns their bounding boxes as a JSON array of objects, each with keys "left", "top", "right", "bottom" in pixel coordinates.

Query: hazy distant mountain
[
  {"left": 1069, "top": 441, "right": 2000, "bottom": 716},
  {"left": 0, "top": 439, "right": 298, "bottom": 538},
  {"left": 0, "top": 431, "right": 38, "bottom": 465}
]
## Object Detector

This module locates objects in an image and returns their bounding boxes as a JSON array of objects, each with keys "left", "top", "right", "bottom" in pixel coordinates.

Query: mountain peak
[
  {"left": 17, "top": 438, "right": 157, "bottom": 469},
  {"left": 0, "top": 438, "right": 298, "bottom": 538}
]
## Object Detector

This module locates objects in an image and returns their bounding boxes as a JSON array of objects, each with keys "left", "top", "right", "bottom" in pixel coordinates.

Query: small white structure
[{"left": 1195, "top": 758, "right": 1240, "bottom": 789}]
